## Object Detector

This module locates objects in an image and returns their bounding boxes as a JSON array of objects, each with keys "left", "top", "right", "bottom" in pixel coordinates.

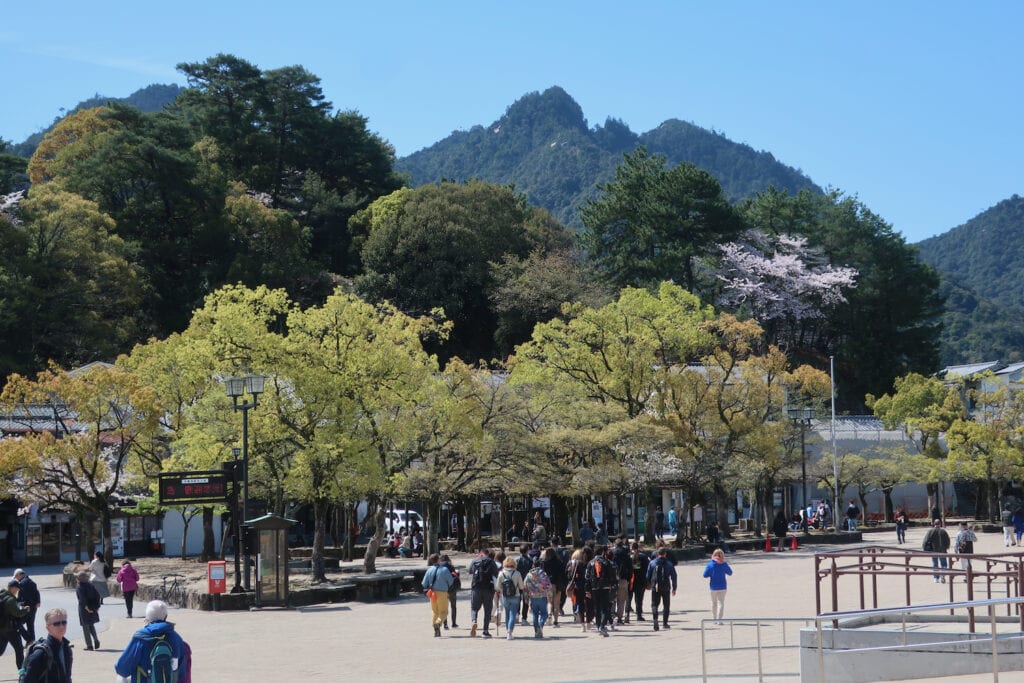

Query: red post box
[{"left": 207, "top": 560, "right": 227, "bottom": 594}]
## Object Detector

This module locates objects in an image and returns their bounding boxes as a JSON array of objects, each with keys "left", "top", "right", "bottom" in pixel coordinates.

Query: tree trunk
[
  {"left": 644, "top": 489, "right": 657, "bottom": 544},
  {"left": 201, "top": 507, "right": 215, "bottom": 561},
  {"left": 180, "top": 511, "right": 190, "bottom": 561},
  {"left": 363, "top": 499, "right": 385, "bottom": 574},
  {"left": 568, "top": 498, "right": 581, "bottom": 547},
  {"left": 311, "top": 498, "right": 327, "bottom": 583},
  {"left": 456, "top": 498, "right": 467, "bottom": 552},
  {"left": 426, "top": 497, "right": 441, "bottom": 557}
]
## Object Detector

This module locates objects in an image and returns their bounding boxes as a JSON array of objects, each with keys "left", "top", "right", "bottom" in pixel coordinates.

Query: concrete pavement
[{"left": 0, "top": 525, "right": 1017, "bottom": 682}]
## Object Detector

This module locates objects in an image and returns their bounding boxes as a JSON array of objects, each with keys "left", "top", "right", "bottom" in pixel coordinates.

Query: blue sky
[{"left": 3, "top": 2, "right": 1021, "bottom": 243}]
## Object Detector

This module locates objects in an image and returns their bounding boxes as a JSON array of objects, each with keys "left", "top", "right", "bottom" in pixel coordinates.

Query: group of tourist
[
  {"left": 420, "top": 535, "right": 733, "bottom": 640},
  {"left": 0, "top": 559, "right": 190, "bottom": 682}
]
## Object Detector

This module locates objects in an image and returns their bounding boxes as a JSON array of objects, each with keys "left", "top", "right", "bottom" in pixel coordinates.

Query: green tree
[
  {"left": 869, "top": 373, "right": 965, "bottom": 518},
  {"left": 0, "top": 365, "right": 161, "bottom": 562},
  {"left": 579, "top": 147, "right": 743, "bottom": 293},
  {"left": 355, "top": 181, "right": 573, "bottom": 362}
]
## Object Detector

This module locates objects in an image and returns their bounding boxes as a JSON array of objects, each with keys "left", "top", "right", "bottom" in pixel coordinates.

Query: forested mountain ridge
[
  {"left": 915, "top": 195, "right": 1024, "bottom": 366},
  {"left": 9, "top": 84, "right": 183, "bottom": 158},
  {"left": 396, "top": 86, "right": 822, "bottom": 227}
]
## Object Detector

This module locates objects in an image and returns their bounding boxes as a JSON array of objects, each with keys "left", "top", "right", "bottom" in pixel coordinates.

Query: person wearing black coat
[
  {"left": 772, "top": 511, "right": 789, "bottom": 551},
  {"left": 20, "top": 607, "right": 73, "bottom": 683},
  {"left": 541, "top": 547, "right": 566, "bottom": 626},
  {"left": 74, "top": 572, "right": 101, "bottom": 651},
  {"left": 14, "top": 569, "right": 41, "bottom": 644}
]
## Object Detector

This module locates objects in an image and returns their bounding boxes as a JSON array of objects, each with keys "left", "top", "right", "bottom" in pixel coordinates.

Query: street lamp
[
  {"left": 787, "top": 406, "right": 814, "bottom": 516},
  {"left": 225, "top": 374, "right": 264, "bottom": 591}
]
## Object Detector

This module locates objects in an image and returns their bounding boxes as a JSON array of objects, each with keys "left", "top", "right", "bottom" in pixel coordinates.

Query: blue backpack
[{"left": 139, "top": 635, "right": 176, "bottom": 683}]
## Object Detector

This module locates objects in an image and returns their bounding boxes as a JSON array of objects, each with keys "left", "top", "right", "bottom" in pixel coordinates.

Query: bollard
[
  {"left": 764, "top": 536, "right": 772, "bottom": 552},
  {"left": 791, "top": 535, "right": 798, "bottom": 551}
]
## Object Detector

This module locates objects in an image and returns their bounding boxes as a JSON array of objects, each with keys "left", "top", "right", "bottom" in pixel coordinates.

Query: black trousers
[
  {"left": 0, "top": 628, "right": 25, "bottom": 668},
  {"left": 651, "top": 589, "right": 671, "bottom": 625},
  {"left": 632, "top": 586, "right": 647, "bottom": 617},
  {"left": 593, "top": 589, "right": 612, "bottom": 629},
  {"left": 470, "top": 589, "right": 493, "bottom": 630},
  {"left": 18, "top": 605, "right": 37, "bottom": 642}
]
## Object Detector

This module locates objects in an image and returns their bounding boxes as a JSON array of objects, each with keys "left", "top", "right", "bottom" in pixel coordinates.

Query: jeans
[
  {"left": 530, "top": 597, "right": 548, "bottom": 630},
  {"left": 446, "top": 591, "right": 457, "bottom": 626},
  {"left": 18, "top": 605, "right": 37, "bottom": 642},
  {"left": 470, "top": 589, "right": 493, "bottom": 631},
  {"left": 503, "top": 595, "right": 521, "bottom": 633},
  {"left": 632, "top": 585, "right": 646, "bottom": 618},
  {"left": 0, "top": 629, "right": 24, "bottom": 667},
  {"left": 123, "top": 590, "right": 136, "bottom": 618},
  {"left": 651, "top": 589, "right": 671, "bottom": 626},
  {"left": 847, "top": 518, "right": 857, "bottom": 531},
  {"left": 931, "top": 556, "right": 948, "bottom": 580}
]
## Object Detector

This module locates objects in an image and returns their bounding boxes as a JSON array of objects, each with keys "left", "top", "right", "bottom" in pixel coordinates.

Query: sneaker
[
  {"left": 470, "top": 623, "right": 477, "bottom": 637},
  {"left": 941, "top": 577, "right": 946, "bottom": 583},
  {"left": 538, "top": 626, "right": 544, "bottom": 639},
  {"left": 662, "top": 623, "right": 670, "bottom": 630},
  {"left": 94, "top": 641, "right": 99, "bottom": 649},
  {"left": 521, "top": 617, "right": 528, "bottom": 625},
  {"left": 600, "top": 628, "right": 609, "bottom": 637},
  {"left": 451, "top": 623, "right": 458, "bottom": 628},
  {"left": 443, "top": 623, "right": 449, "bottom": 630},
  {"left": 507, "top": 631, "right": 514, "bottom": 640},
  {"left": 653, "top": 623, "right": 659, "bottom": 631},
  {"left": 482, "top": 631, "right": 492, "bottom": 638},
  {"left": 637, "top": 616, "right": 646, "bottom": 622},
  {"left": 434, "top": 624, "right": 441, "bottom": 637}
]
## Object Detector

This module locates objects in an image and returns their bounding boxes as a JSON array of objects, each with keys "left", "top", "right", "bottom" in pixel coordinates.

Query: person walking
[
  {"left": 421, "top": 553, "right": 455, "bottom": 637},
  {"left": 894, "top": 508, "right": 908, "bottom": 544},
  {"left": 74, "top": 572, "right": 101, "bottom": 651},
  {"left": 114, "top": 600, "right": 188, "bottom": 683},
  {"left": 88, "top": 552, "right": 110, "bottom": 605},
  {"left": 629, "top": 542, "right": 650, "bottom": 622},
  {"left": 845, "top": 500, "right": 860, "bottom": 532},
  {"left": 116, "top": 561, "right": 140, "bottom": 619},
  {"left": 540, "top": 547, "right": 565, "bottom": 628},
  {"left": 586, "top": 545, "right": 616, "bottom": 636},
  {"left": 14, "top": 569, "right": 40, "bottom": 643},
  {"left": 646, "top": 547, "right": 677, "bottom": 631},
  {"left": 654, "top": 507, "right": 666, "bottom": 541},
  {"left": 523, "top": 557, "right": 552, "bottom": 638},
  {"left": 0, "top": 579, "right": 29, "bottom": 672},
  {"left": 515, "top": 545, "right": 533, "bottom": 626},
  {"left": 565, "top": 547, "right": 590, "bottom": 631},
  {"left": 668, "top": 507, "right": 678, "bottom": 536},
  {"left": 467, "top": 549, "right": 498, "bottom": 638},
  {"left": 20, "top": 607, "right": 73, "bottom": 683},
  {"left": 954, "top": 522, "right": 978, "bottom": 575},
  {"left": 1001, "top": 506, "right": 1016, "bottom": 547},
  {"left": 495, "top": 556, "right": 526, "bottom": 640},
  {"left": 1013, "top": 509, "right": 1024, "bottom": 545},
  {"left": 440, "top": 554, "right": 460, "bottom": 629},
  {"left": 611, "top": 536, "right": 631, "bottom": 625},
  {"left": 703, "top": 548, "right": 733, "bottom": 625},
  {"left": 922, "top": 519, "right": 951, "bottom": 583}
]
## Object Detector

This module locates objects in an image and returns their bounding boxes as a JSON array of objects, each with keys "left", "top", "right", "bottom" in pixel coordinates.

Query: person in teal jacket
[{"left": 702, "top": 548, "right": 733, "bottom": 625}]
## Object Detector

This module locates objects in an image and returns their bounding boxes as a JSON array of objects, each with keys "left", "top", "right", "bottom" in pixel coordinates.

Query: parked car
[{"left": 382, "top": 510, "right": 424, "bottom": 534}]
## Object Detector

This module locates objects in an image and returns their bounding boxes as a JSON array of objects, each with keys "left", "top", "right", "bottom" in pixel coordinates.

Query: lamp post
[
  {"left": 787, "top": 406, "right": 814, "bottom": 514},
  {"left": 225, "top": 374, "right": 264, "bottom": 591},
  {"left": 229, "top": 447, "right": 243, "bottom": 593}
]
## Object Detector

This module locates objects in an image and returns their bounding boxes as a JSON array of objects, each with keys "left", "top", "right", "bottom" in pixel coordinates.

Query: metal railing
[
  {"left": 700, "top": 616, "right": 811, "bottom": 682},
  {"left": 813, "top": 597, "right": 1024, "bottom": 683}
]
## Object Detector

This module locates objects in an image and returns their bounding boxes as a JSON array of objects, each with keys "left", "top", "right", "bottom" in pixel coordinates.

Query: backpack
[
  {"left": 515, "top": 554, "right": 532, "bottom": 578},
  {"left": 139, "top": 634, "right": 176, "bottom": 683},
  {"left": 19, "top": 638, "right": 53, "bottom": 683},
  {"left": 500, "top": 571, "right": 518, "bottom": 598},
  {"left": 652, "top": 559, "right": 670, "bottom": 591},
  {"left": 470, "top": 557, "right": 492, "bottom": 589},
  {"left": 103, "top": 562, "right": 113, "bottom": 579}
]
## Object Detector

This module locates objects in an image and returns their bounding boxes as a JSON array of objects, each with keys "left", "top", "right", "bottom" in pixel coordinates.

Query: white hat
[
  {"left": 13, "top": 569, "right": 24, "bottom": 577},
  {"left": 145, "top": 600, "right": 168, "bottom": 622}
]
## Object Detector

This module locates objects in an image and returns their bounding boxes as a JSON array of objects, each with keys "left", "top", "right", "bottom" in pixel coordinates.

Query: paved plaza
[{"left": 0, "top": 525, "right": 1016, "bottom": 682}]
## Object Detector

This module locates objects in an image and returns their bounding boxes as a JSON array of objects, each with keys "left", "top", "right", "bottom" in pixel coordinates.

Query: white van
[{"left": 382, "top": 510, "right": 424, "bottom": 534}]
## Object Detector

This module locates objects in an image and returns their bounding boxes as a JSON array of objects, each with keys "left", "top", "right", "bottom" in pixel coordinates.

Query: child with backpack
[{"left": 114, "top": 600, "right": 190, "bottom": 683}]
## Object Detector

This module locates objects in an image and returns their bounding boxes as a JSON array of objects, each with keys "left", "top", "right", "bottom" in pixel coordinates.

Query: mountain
[
  {"left": 915, "top": 195, "right": 1024, "bottom": 365},
  {"left": 396, "top": 86, "right": 821, "bottom": 227},
  {"left": 10, "top": 84, "right": 184, "bottom": 158}
]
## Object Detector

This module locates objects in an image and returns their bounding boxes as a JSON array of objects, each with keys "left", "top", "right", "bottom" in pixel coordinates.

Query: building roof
[{"left": 940, "top": 361, "right": 1004, "bottom": 378}]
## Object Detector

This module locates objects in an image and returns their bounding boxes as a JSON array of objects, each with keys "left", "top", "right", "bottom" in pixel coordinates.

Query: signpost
[{"left": 158, "top": 471, "right": 230, "bottom": 506}]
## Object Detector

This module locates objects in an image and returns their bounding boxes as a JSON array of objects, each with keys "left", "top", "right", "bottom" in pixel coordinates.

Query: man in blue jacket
[
  {"left": 645, "top": 547, "right": 677, "bottom": 631},
  {"left": 114, "top": 600, "right": 187, "bottom": 683}
]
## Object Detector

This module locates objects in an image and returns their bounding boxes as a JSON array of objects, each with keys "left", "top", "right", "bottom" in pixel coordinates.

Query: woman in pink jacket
[{"left": 116, "top": 560, "right": 140, "bottom": 618}]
